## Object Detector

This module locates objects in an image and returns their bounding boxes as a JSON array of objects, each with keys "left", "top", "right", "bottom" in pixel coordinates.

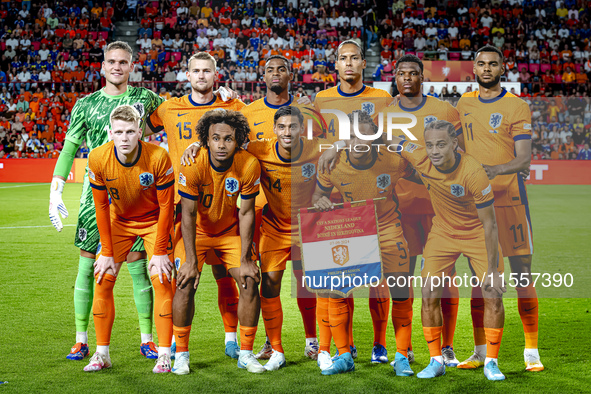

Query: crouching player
[
  {"left": 85, "top": 105, "right": 175, "bottom": 373},
  {"left": 311, "top": 111, "right": 417, "bottom": 376},
  {"left": 173, "top": 109, "right": 263, "bottom": 374},
  {"left": 393, "top": 120, "right": 507, "bottom": 381}
]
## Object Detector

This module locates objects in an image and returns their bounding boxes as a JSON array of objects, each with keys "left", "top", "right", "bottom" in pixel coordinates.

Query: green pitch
[{"left": 0, "top": 183, "right": 590, "bottom": 392}]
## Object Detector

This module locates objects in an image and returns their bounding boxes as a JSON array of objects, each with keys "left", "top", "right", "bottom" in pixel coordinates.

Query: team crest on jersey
[
  {"left": 301, "top": 163, "right": 316, "bottom": 180},
  {"left": 424, "top": 116, "right": 437, "bottom": 127},
  {"left": 139, "top": 172, "right": 154, "bottom": 188},
  {"left": 377, "top": 174, "right": 391, "bottom": 192},
  {"left": 132, "top": 102, "right": 145, "bottom": 117},
  {"left": 361, "top": 102, "right": 375, "bottom": 115},
  {"left": 225, "top": 177, "right": 240, "bottom": 194},
  {"left": 78, "top": 228, "right": 87, "bottom": 241},
  {"left": 332, "top": 245, "right": 349, "bottom": 266},
  {"left": 489, "top": 113, "right": 503, "bottom": 129},
  {"left": 450, "top": 184, "right": 465, "bottom": 197}
]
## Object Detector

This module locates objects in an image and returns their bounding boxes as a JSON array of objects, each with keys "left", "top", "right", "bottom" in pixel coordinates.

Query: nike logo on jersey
[
  {"left": 399, "top": 262, "right": 407, "bottom": 266},
  {"left": 464, "top": 113, "right": 471, "bottom": 116},
  {"left": 340, "top": 182, "right": 352, "bottom": 186},
  {"left": 106, "top": 177, "right": 118, "bottom": 181},
  {"left": 254, "top": 121, "right": 265, "bottom": 126},
  {"left": 513, "top": 244, "right": 525, "bottom": 249},
  {"left": 421, "top": 173, "right": 436, "bottom": 180},
  {"left": 178, "top": 112, "right": 189, "bottom": 117}
]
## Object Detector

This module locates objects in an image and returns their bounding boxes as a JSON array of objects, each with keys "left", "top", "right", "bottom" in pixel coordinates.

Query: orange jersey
[
  {"left": 397, "top": 140, "right": 494, "bottom": 235},
  {"left": 391, "top": 95, "right": 461, "bottom": 215},
  {"left": 177, "top": 148, "right": 261, "bottom": 236},
  {"left": 88, "top": 141, "right": 175, "bottom": 256},
  {"left": 148, "top": 95, "right": 246, "bottom": 203},
  {"left": 317, "top": 150, "right": 413, "bottom": 226},
  {"left": 457, "top": 89, "right": 532, "bottom": 206},
  {"left": 240, "top": 95, "right": 321, "bottom": 141},
  {"left": 313, "top": 84, "right": 392, "bottom": 144},
  {"left": 246, "top": 137, "right": 322, "bottom": 234}
]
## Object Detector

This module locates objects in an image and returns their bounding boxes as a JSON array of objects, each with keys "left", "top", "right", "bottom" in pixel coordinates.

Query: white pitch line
[
  {"left": 0, "top": 184, "right": 49, "bottom": 189},
  {"left": 0, "top": 224, "right": 76, "bottom": 229}
]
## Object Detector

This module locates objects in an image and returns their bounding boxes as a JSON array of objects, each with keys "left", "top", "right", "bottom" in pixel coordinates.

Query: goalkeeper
[{"left": 49, "top": 41, "right": 164, "bottom": 361}]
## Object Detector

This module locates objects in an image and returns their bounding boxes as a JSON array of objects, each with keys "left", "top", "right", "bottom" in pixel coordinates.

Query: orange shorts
[
  {"left": 379, "top": 221, "right": 410, "bottom": 274},
  {"left": 260, "top": 245, "right": 302, "bottom": 273},
  {"left": 400, "top": 213, "right": 434, "bottom": 257},
  {"left": 421, "top": 225, "right": 504, "bottom": 279},
  {"left": 111, "top": 219, "right": 173, "bottom": 264},
  {"left": 172, "top": 204, "right": 222, "bottom": 272},
  {"left": 192, "top": 233, "right": 241, "bottom": 272},
  {"left": 252, "top": 192, "right": 268, "bottom": 260},
  {"left": 260, "top": 221, "right": 300, "bottom": 273},
  {"left": 494, "top": 204, "right": 534, "bottom": 257}
]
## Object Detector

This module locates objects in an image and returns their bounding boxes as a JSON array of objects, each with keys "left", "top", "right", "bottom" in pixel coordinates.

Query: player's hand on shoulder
[
  {"left": 49, "top": 177, "right": 69, "bottom": 232},
  {"left": 181, "top": 142, "right": 202, "bottom": 166},
  {"left": 94, "top": 255, "right": 117, "bottom": 284},
  {"left": 239, "top": 258, "right": 260, "bottom": 289},
  {"left": 318, "top": 146, "right": 339, "bottom": 174},
  {"left": 314, "top": 196, "right": 334, "bottom": 211},
  {"left": 482, "top": 164, "right": 499, "bottom": 180},
  {"left": 388, "top": 94, "right": 401, "bottom": 108},
  {"left": 215, "top": 86, "right": 237, "bottom": 102},
  {"left": 148, "top": 254, "right": 173, "bottom": 284},
  {"left": 177, "top": 260, "right": 201, "bottom": 289},
  {"left": 296, "top": 95, "right": 312, "bottom": 105}
]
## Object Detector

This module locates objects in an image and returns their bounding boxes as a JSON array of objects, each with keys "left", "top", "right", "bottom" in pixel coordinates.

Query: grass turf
[{"left": 0, "top": 183, "right": 590, "bottom": 392}]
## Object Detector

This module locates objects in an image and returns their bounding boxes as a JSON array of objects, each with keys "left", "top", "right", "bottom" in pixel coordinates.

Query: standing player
[
  {"left": 393, "top": 120, "right": 507, "bottom": 381},
  {"left": 312, "top": 111, "right": 417, "bottom": 376},
  {"left": 147, "top": 52, "right": 246, "bottom": 359},
  {"left": 174, "top": 110, "right": 263, "bottom": 374},
  {"left": 456, "top": 45, "right": 543, "bottom": 372},
  {"left": 241, "top": 55, "right": 320, "bottom": 360},
  {"left": 390, "top": 55, "right": 463, "bottom": 366},
  {"left": 48, "top": 41, "right": 164, "bottom": 361},
  {"left": 314, "top": 39, "right": 394, "bottom": 364},
  {"left": 84, "top": 105, "right": 175, "bottom": 373}
]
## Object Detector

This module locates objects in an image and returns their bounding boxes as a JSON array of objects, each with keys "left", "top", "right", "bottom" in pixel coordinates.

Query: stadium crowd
[{"left": 0, "top": 0, "right": 590, "bottom": 159}]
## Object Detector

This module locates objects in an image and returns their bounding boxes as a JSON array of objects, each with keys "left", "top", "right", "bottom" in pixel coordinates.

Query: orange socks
[
  {"left": 151, "top": 274, "right": 173, "bottom": 348},
  {"left": 485, "top": 327, "right": 504, "bottom": 359},
  {"left": 329, "top": 298, "right": 350, "bottom": 355},
  {"left": 391, "top": 298, "right": 413, "bottom": 357},
  {"left": 441, "top": 283, "right": 459, "bottom": 348},
  {"left": 471, "top": 286, "right": 486, "bottom": 346},
  {"left": 173, "top": 325, "right": 191, "bottom": 352},
  {"left": 295, "top": 270, "right": 317, "bottom": 338},
  {"left": 346, "top": 297, "right": 355, "bottom": 347},
  {"left": 317, "top": 296, "right": 331, "bottom": 352},
  {"left": 240, "top": 326, "right": 258, "bottom": 351},
  {"left": 261, "top": 295, "right": 284, "bottom": 353},
  {"left": 93, "top": 274, "right": 117, "bottom": 346},
  {"left": 216, "top": 276, "right": 239, "bottom": 333},
  {"left": 516, "top": 285, "right": 539, "bottom": 349},
  {"left": 369, "top": 285, "right": 389, "bottom": 346},
  {"left": 423, "top": 326, "right": 443, "bottom": 358}
]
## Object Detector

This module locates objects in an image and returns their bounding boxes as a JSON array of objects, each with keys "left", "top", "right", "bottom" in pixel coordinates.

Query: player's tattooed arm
[
  {"left": 482, "top": 139, "right": 531, "bottom": 180},
  {"left": 178, "top": 196, "right": 201, "bottom": 289},
  {"left": 238, "top": 196, "right": 260, "bottom": 288}
]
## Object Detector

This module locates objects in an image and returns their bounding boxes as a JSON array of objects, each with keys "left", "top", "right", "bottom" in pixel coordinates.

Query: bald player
[
  {"left": 391, "top": 120, "right": 506, "bottom": 381},
  {"left": 148, "top": 52, "right": 246, "bottom": 359},
  {"left": 85, "top": 105, "right": 175, "bottom": 373},
  {"left": 456, "top": 45, "right": 542, "bottom": 372},
  {"left": 390, "top": 54, "right": 463, "bottom": 367}
]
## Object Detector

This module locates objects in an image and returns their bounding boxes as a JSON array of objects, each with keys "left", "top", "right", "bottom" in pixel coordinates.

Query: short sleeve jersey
[
  {"left": 246, "top": 137, "right": 322, "bottom": 234},
  {"left": 148, "top": 95, "right": 246, "bottom": 204},
  {"left": 88, "top": 141, "right": 175, "bottom": 222},
  {"left": 317, "top": 150, "right": 413, "bottom": 226},
  {"left": 177, "top": 148, "right": 261, "bottom": 236},
  {"left": 313, "top": 85, "right": 392, "bottom": 144},
  {"left": 67, "top": 87, "right": 163, "bottom": 150},
  {"left": 397, "top": 140, "right": 494, "bottom": 235},
  {"left": 457, "top": 89, "right": 532, "bottom": 206},
  {"left": 391, "top": 95, "right": 461, "bottom": 215}
]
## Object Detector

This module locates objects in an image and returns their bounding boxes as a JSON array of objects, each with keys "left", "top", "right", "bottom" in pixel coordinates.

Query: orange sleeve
[
  {"left": 510, "top": 100, "right": 533, "bottom": 142},
  {"left": 467, "top": 163, "right": 495, "bottom": 209},
  {"left": 147, "top": 101, "right": 165, "bottom": 132},
  {"left": 177, "top": 148, "right": 205, "bottom": 200},
  {"left": 240, "top": 155, "right": 261, "bottom": 200},
  {"left": 154, "top": 150, "right": 175, "bottom": 255},
  {"left": 316, "top": 162, "right": 334, "bottom": 192},
  {"left": 446, "top": 101, "right": 462, "bottom": 135}
]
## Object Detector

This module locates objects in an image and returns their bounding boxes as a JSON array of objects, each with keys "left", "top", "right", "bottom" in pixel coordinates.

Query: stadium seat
[
  {"left": 575, "top": 64, "right": 581, "bottom": 73},
  {"left": 100, "top": 31, "right": 109, "bottom": 40},
  {"left": 173, "top": 52, "right": 181, "bottom": 61},
  {"left": 540, "top": 64, "right": 551, "bottom": 73},
  {"left": 407, "top": 51, "right": 416, "bottom": 56},
  {"left": 554, "top": 74, "right": 562, "bottom": 83},
  {"left": 303, "top": 74, "right": 313, "bottom": 83},
  {"left": 417, "top": 52, "right": 424, "bottom": 59},
  {"left": 82, "top": 52, "right": 89, "bottom": 60},
  {"left": 154, "top": 31, "right": 161, "bottom": 39},
  {"left": 518, "top": 63, "right": 528, "bottom": 72},
  {"left": 449, "top": 52, "right": 460, "bottom": 60},
  {"left": 165, "top": 52, "right": 171, "bottom": 61},
  {"left": 32, "top": 42, "right": 40, "bottom": 51},
  {"left": 529, "top": 63, "right": 540, "bottom": 73},
  {"left": 89, "top": 31, "right": 98, "bottom": 40}
]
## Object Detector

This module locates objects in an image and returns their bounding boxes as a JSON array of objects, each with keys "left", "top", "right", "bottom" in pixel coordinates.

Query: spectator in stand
[{"left": 577, "top": 143, "right": 591, "bottom": 160}]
